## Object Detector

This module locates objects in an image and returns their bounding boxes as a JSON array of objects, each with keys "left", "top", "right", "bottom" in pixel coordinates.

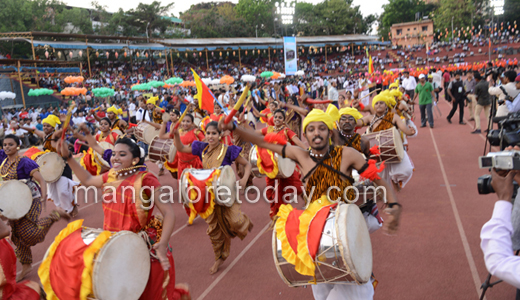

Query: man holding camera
[
  {"left": 489, "top": 71, "right": 520, "bottom": 116},
  {"left": 480, "top": 150, "right": 520, "bottom": 289}
]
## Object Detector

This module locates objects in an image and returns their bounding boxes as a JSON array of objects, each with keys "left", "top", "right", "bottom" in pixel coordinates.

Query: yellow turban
[
  {"left": 303, "top": 109, "right": 334, "bottom": 132},
  {"left": 372, "top": 93, "right": 396, "bottom": 108},
  {"left": 107, "top": 105, "right": 123, "bottom": 115},
  {"left": 389, "top": 80, "right": 399, "bottom": 89},
  {"left": 42, "top": 115, "right": 61, "bottom": 128},
  {"left": 389, "top": 89, "right": 403, "bottom": 99},
  {"left": 147, "top": 96, "right": 159, "bottom": 105},
  {"left": 325, "top": 104, "right": 340, "bottom": 122},
  {"left": 339, "top": 107, "right": 363, "bottom": 121}
]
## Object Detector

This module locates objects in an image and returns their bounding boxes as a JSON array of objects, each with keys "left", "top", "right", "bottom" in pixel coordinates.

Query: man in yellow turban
[
  {"left": 105, "top": 105, "right": 127, "bottom": 134},
  {"left": 21, "top": 112, "right": 80, "bottom": 217},
  {"left": 333, "top": 107, "right": 370, "bottom": 157},
  {"left": 219, "top": 103, "right": 402, "bottom": 300}
]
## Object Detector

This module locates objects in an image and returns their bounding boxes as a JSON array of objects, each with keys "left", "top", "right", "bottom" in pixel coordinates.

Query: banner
[{"left": 283, "top": 36, "right": 297, "bottom": 76}]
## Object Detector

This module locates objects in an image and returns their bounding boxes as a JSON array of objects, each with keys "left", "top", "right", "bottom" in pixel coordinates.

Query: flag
[
  {"left": 368, "top": 55, "right": 374, "bottom": 74},
  {"left": 191, "top": 68, "right": 215, "bottom": 114}
]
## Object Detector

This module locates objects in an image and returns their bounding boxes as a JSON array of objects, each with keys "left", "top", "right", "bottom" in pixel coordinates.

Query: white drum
[
  {"left": 36, "top": 152, "right": 65, "bottom": 183},
  {"left": 0, "top": 180, "right": 33, "bottom": 220},
  {"left": 273, "top": 203, "right": 372, "bottom": 287},
  {"left": 162, "top": 112, "right": 171, "bottom": 123},
  {"left": 249, "top": 146, "right": 296, "bottom": 178},
  {"left": 112, "top": 129, "right": 123, "bottom": 136},
  {"left": 135, "top": 123, "right": 159, "bottom": 144},
  {"left": 180, "top": 165, "right": 236, "bottom": 207}
]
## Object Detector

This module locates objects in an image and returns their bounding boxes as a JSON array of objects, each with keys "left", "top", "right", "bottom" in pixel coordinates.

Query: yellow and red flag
[{"left": 191, "top": 68, "right": 215, "bottom": 114}]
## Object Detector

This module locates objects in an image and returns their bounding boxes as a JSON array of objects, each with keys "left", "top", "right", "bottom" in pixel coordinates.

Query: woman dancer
[
  {"left": 255, "top": 110, "right": 306, "bottom": 218},
  {"left": 1, "top": 134, "right": 69, "bottom": 281},
  {"left": 173, "top": 121, "right": 253, "bottom": 274},
  {"left": 55, "top": 137, "right": 190, "bottom": 300},
  {"left": 95, "top": 117, "right": 119, "bottom": 144}
]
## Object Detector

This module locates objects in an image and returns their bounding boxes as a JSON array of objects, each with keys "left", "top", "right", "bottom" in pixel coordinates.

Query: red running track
[{"left": 15, "top": 96, "right": 516, "bottom": 300}]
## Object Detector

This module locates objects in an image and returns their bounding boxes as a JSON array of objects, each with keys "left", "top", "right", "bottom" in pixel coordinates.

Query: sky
[{"left": 63, "top": 0, "right": 387, "bottom": 22}]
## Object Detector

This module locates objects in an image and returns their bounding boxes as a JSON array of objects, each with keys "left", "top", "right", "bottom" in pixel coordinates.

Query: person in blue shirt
[{"left": 159, "top": 96, "right": 169, "bottom": 109}]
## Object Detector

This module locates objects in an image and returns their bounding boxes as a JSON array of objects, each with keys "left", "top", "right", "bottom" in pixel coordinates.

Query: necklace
[
  {"left": 115, "top": 165, "right": 147, "bottom": 177},
  {"left": 339, "top": 130, "right": 354, "bottom": 139},
  {"left": 202, "top": 143, "right": 226, "bottom": 169},
  {"left": 273, "top": 125, "right": 285, "bottom": 132},
  {"left": 309, "top": 149, "right": 326, "bottom": 158},
  {"left": 0, "top": 155, "right": 19, "bottom": 179}
]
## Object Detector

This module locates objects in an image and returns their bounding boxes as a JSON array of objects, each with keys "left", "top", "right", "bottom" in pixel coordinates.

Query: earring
[
  {"left": 132, "top": 162, "right": 137, "bottom": 165},
  {"left": 17, "top": 147, "right": 20, "bottom": 150}
]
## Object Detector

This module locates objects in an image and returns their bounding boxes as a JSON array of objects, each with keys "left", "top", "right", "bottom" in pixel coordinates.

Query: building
[{"left": 391, "top": 19, "right": 434, "bottom": 48}]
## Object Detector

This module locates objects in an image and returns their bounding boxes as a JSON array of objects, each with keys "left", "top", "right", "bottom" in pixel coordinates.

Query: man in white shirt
[
  {"left": 489, "top": 71, "right": 520, "bottom": 115},
  {"left": 481, "top": 165, "right": 520, "bottom": 289},
  {"left": 402, "top": 71, "right": 417, "bottom": 100},
  {"left": 328, "top": 81, "right": 339, "bottom": 107},
  {"left": 431, "top": 68, "right": 443, "bottom": 102}
]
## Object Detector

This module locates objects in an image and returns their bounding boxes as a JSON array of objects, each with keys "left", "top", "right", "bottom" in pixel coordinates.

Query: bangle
[
  {"left": 232, "top": 122, "right": 237, "bottom": 131},
  {"left": 62, "top": 152, "right": 72, "bottom": 161},
  {"left": 387, "top": 203, "right": 402, "bottom": 208}
]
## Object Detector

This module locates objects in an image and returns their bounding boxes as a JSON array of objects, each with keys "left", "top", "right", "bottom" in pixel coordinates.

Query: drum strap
[{"left": 302, "top": 150, "right": 355, "bottom": 185}]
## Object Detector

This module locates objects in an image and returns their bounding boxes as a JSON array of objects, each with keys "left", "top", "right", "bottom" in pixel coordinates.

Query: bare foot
[
  {"left": 53, "top": 209, "right": 71, "bottom": 222},
  {"left": 16, "top": 264, "right": 32, "bottom": 282},
  {"left": 68, "top": 205, "right": 79, "bottom": 218},
  {"left": 209, "top": 259, "right": 224, "bottom": 274},
  {"left": 158, "top": 168, "right": 165, "bottom": 176}
]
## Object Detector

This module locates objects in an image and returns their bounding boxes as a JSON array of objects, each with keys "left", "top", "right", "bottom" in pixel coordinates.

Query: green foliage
[
  {"left": 181, "top": 2, "right": 251, "bottom": 38},
  {"left": 503, "top": 0, "right": 520, "bottom": 26},
  {"left": 378, "top": 0, "right": 437, "bottom": 39},
  {"left": 235, "top": 0, "right": 275, "bottom": 36},
  {"left": 125, "top": 1, "right": 175, "bottom": 38},
  {"left": 433, "top": 0, "right": 475, "bottom": 35}
]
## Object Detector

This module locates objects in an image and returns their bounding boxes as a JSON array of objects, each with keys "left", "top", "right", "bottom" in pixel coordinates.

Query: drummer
[
  {"left": 333, "top": 108, "right": 371, "bottom": 158},
  {"left": 21, "top": 114, "right": 80, "bottom": 217},
  {"left": 357, "top": 94, "right": 416, "bottom": 191},
  {"left": 158, "top": 108, "right": 181, "bottom": 178},
  {"left": 0, "top": 134, "right": 70, "bottom": 281},
  {"left": 254, "top": 109, "right": 306, "bottom": 219},
  {"left": 172, "top": 121, "right": 253, "bottom": 274},
  {"left": 57, "top": 137, "right": 191, "bottom": 300},
  {"left": 0, "top": 221, "right": 42, "bottom": 299},
  {"left": 221, "top": 109, "right": 401, "bottom": 299},
  {"left": 172, "top": 113, "right": 205, "bottom": 183},
  {"left": 250, "top": 98, "right": 278, "bottom": 125},
  {"left": 93, "top": 105, "right": 128, "bottom": 134}
]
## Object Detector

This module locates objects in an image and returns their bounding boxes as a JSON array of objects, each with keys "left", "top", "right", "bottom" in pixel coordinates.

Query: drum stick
[
  {"left": 357, "top": 89, "right": 381, "bottom": 101},
  {"left": 173, "top": 107, "right": 190, "bottom": 131},
  {"left": 224, "top": 83, "right": 250, "bottom": 124},
  {"left": 60, "top": 103, "right": 76, "bottom": 143}
]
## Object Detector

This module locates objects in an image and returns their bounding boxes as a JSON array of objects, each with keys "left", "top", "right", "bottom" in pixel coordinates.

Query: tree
[
  {"left": 0, "top": 0, "right": 66, "bottom": 32},
  {"left": 503, "top": 0, "right": 520, "bottom": 27},
  {"left": 235, "top": 0, "right": 275, "bottom": 37},
  {"left": 181, "top": 2, "right": 250, "bottom": 38},
  {"left": 126, "top": 1, "right": 175, "bottom": 39},
  {"left": 378, "top": 0, "right": 437, "bottom": 40},
  {"left": 433, "top": 0, "right": 475, "bottom": 38}
]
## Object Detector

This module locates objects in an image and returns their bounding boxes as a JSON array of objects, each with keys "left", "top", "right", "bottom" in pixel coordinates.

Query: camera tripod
[{"left": 479, "top": 251, "right": 520, "bottom": 299}]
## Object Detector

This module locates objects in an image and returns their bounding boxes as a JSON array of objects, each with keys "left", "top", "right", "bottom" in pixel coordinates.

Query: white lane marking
[
  {"left": 197, "top": 222, "right": 270, "bottom": 300},
  {"left": 429, "top": 127, "right": 486, "bottom": 299}
]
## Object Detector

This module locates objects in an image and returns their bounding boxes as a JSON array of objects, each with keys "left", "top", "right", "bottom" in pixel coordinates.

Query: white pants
[
  {"left": 380, "top": 151, "right": 414, "bottom": 188},
  {"left": 48, "top": 176, "right": 79, "bottom": 213},
  {"left": 311, "top": 210, "right": 380, "bottom": 300},
  {"left": 360, "top": 91, "right": 370, "bottom": 106}
]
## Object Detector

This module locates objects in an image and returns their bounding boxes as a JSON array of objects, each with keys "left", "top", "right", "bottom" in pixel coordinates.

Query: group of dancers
[{"left": 0, "top": 79, "right": 418, "bottom": 300}]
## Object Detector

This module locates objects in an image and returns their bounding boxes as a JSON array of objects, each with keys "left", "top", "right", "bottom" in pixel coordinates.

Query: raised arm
[
  {"left": 158, "top": 121, "right": 170, "bottom": 139},
  {"left": 280, "top": 102, "right": 309, "bottom": 116},
  {"left": 172, "top": 128, "right": 192, "bottom": 154},
  {"left": 291, "top": 135, "right": 307, "bottom": 149},
  {"left": 21, "top": 126, "right": 45, "bottom": 139},
  {"left": 59, "top": 139, "right": 104, "bottom": 188}
]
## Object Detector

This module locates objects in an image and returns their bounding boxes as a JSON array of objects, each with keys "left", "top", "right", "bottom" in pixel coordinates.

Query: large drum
[
  {"left": 112, "top": 129, "right": 123, "bottom": 136},
  {"left": 363, "top": 127, "right": 404, "bottom": 163},
  {"left": 179, "top": 165, "right": 236, "bottom": 207},
  {"left": 249, "top": 146, "right": 296, "bottom": 178},
  {"left": 148, "top": 136, "right": 177, "bottom": 163},
  {"left": 0, "top": 180, "right": 33, "bottom": 220},
  {"left": 35, "top": 152, "right": 65, "bottom": 183},
  {"left": 273, "top": 203, "right": 372, "bottom": 287},
  {"left": 42, "top": 225, "right": 151, "bottom": 300},
  {"left": 134, "top": 123, "right": 159, "bottom": 144}
]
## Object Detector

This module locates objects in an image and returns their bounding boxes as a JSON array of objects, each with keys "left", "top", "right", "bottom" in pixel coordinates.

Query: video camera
[
  {"left": 478, "top": 150, "right": 520, "bottom": 195},
  {"left": 487, "top": 112, "right": 520, "bottom": 150}
]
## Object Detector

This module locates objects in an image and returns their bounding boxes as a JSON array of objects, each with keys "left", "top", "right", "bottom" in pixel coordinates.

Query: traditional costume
[
  {"left": 367, "top": 96, "right": 414, "bottom": 189},
  {"left": 38, "top": 167, "right": 188, "bottom": 299},
  {"left": 164, "top": 128, "right": 204, "bottom": 179},
  {"left": 0, "top": 150, "right": 61, "bottom": 266},
  {"left": 201, "top": 113, "right": 234, "bottom": 145},
  {"left": 257, "top": 125, "right": 303, "bottom": 219},
  {"left": 337, "top": 108, "right": 365, "bottom": 153},
  {"left": 107, "top": 106, "right": 127, "bottom": 134},
  {"left": 185, "top": 140, "right": 253, "bottom": 262},
  {"left": 39, "top": 115, "right": 79, "bottom": 214},
  {"left": 0, "top": 238, "right": 40, "bottom": 300},
  {"left": 275, "top": 109, "right": 383, "bottom": 300}
]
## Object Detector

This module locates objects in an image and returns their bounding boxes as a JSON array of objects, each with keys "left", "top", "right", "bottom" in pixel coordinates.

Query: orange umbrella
[
  {"left": 220, "top": 75, "right": 235, "bottom": 85},
  {"left": 180, "top": 81, "right": 196, "bottom": 87}
]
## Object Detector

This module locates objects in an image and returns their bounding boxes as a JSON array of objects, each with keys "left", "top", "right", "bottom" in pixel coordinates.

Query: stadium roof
[{"left": 0, "top": 32, "right": 388, "bottom": 52}]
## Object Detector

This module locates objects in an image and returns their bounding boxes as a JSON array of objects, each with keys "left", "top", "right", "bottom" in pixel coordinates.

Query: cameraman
[
  {"left": 480, "top": 155, "right": 520, "bottom": 288},
  {"left": 505, "top": 75, "right": 520, "bottom": 113},
  {"left": 489, "top": 71, "right": 520, "bottom": 116}
]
